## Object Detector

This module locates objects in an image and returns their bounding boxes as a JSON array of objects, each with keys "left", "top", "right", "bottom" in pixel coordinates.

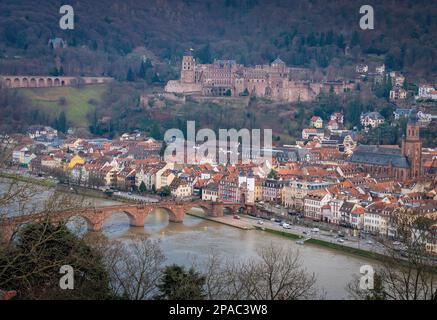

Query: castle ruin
[{"left": 165, "top": 55, "right": 355, "bottom": 102}]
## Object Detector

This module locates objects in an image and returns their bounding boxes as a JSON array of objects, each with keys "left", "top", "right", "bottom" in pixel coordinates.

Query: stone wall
[{"left": 164, "top": 80, "right": 202, "bottom": 94}]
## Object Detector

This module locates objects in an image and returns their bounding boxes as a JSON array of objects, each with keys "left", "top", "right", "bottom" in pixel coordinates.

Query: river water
[
  {"left": 86, "top": 209, "right": 376, "bottom": 299},
  {"left": 1, "top": 180, "right": 375, "bottom": 299}
]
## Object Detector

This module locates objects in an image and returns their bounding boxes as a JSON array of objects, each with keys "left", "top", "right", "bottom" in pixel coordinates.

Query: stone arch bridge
[{"left": 0, "top": 201, "right": 252, "bottom": 243}]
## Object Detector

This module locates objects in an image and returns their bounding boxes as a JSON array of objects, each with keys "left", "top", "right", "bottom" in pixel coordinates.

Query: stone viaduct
[
  {"left": 0, "top": 200, "right": 253, "bottom": 243},
  {"left": 0, "top": 75, "right": 113, "bottom": 89}
]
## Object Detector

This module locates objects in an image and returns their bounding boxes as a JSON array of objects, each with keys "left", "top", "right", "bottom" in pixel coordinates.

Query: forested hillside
[
  {"left": 1, "top": 0, "right": 436, "bottom": 145},
  {"left": 0, "top": 0, "right": 436, "bottom": 82}
]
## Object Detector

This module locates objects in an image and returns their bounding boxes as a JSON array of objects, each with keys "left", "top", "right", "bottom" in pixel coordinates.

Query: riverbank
[
  {"left": 186, "top": 211, "right": 254, "bottom": 230},
  {"left": 254, "top": 225, "right": 385, "bottom": 261},
  {"left": 0, "top": 171, "right": 56, "bottom": 187},
  {"left": 187, "top": 212, "right": 384, "bottom": 261}
]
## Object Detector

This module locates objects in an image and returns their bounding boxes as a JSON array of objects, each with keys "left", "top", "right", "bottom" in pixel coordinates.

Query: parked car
[
  {"left": 337, "top": 238, "right": 345, "bottom": 243},
  {"left": 282, "top": 223, "right": 291, "bottom": 229},
  {"left": 311, "top": 228, "right": 320, "bottom": 233},
  {"left": 257, "top": 220, "right": 264, "bottom": 225},
  {"left": 233, "top": 215, "right": 240, "bottom": 220},
  {"left": 274, "top": 218, "right": 282, "bottom": 223}
]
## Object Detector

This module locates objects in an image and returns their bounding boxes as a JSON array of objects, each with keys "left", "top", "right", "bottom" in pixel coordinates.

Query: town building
[
  {"left": 416, "top": 84, "right": 437, "bottom": 101},
  {"left": 282, "top": 180, "right": 331, "bottom": 209},
  {"left": 262, "top": 179, "right": 288, "bottom": 203},
  {"left": 202, "top": 183, "right": 219, "bottom": 202},
  {"left": 170, "top": 178, "right": 192, "bottom": 199},
  {"left": 360, "top": 112, "right": 385, "bottom": 129},
  {"left": 304, "top": 189, "right": 333, "bottom": 221},
  {"left": 389, "top": 87, "right": 408, "bottom": 101},
  {"left": 310, "top": 116, "right": 323, "bottom": 128},
  {"left": 302, "top": 128, "right": 325, "bottom": 140}
]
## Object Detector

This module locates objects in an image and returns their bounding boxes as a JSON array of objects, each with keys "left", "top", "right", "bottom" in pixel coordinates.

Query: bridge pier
[
  {"left": 169, "top": 208, "right": 185, "bottom": 223},
  {"left": 210, "top": 204, "right": 224, "bottom": 217},
  {"left": 129, "top": 214, "right": 146, "bottom": 227},
  {"left": 89, "top": 221, "right": 103, "bottom": 232},
  {"left": 0, "top": 225, "right": 13, "bottom": 243}
]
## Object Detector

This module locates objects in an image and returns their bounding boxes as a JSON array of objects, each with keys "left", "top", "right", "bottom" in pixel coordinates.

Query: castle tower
[
  {"left": 402, "top": 110, "right": 422, "bottom": 178},
  {"left": 181, "top": 55, "right": 195, "bottom": 84}
]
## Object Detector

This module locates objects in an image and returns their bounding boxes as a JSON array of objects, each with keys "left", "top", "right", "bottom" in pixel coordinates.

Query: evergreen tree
[
  {"left": 126, "top": 67, "right": 135, "bottom": 82},
  {"left": 267, "top": 169, "right": 278, "bottom": 179},
  {"left": 139, "top": 181, "right": 146, "bottom": 193},
  {"left": 138, "top": 58, "right": 153, "bottom": 81},
  {"left": 151, "top": 123, "right": 161, "bottom": 140},
  {"left": 336, "top": 33, "right": 345, "bottom": 49},
  {"left": 159, "top": 186, "right": 171, "bottom": 197},
  {"left": 197, "top": 42, "right": 212, "bottom": 64},
  {"left": 57, "top": 111, "right": 67, "bottom": 133},
  {"left": 156, "top": 264, "right": 206, "bottom": 300},
  {"left": 350, "top": 31, "right": 360, "bottom": 47},
  {"left": 0, "top": 221, "right": 113, "bottom": 299}
]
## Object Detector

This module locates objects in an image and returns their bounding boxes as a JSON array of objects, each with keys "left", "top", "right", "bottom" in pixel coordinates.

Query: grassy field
[{"left": 18, "top": 84, "right": 108, "bottom": 127}]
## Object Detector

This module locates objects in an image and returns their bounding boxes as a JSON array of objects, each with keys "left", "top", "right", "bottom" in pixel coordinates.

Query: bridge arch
[
  {"left": 5, "top": 78, "right": 11, "bottom": 87},
  {"left": 30, "top": 78, "right": 36, "bottom": 87},
  {"left": 47, "top": 78, "right": 53, "bottom": 86},
  {"left": 104, "top": 209, "right": 139, "bottom": 225},
  {"left": 54, "top": 78, "right": 60, "bottom": 86},
  {"left": 223, "top": 206, "right": 236, "bottom": 215},
  {"left": 38, "top": 78, "right": 45, "bottom": 87},
  {"left": 186, "top": 204, "right": 210, "bottom": 213},
  {"left": 22, "top": 78, "right": 28, "bottom": 87},
  {"left": 147, "top": 206, "right": 184, "bottom": 223},
  {"left": 65, "top": 215, "right": 94, "bottom": 234},
  {"left": 13, "top": 78, "right": 20, "bottom": 86}
]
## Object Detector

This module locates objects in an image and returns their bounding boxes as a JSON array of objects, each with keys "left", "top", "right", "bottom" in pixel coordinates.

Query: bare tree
[
  {"left": 0, "top": 135, "right": 39, "bottom": 242},
  {"left": 94, "top": 236, "right": 165, "bottom": 300},
  {"left": 348, "top": 208, "right": 437, "bottom": 300},
  {"left": 204, "top": 243, "right": 319, "bottom": 300}
]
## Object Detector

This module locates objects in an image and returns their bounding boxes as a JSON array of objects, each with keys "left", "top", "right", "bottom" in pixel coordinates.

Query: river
[
  {"left": 1, "top": 179, "right": 375, "bottom": 299},
  {"left": 82, "top": 209, "right": 376, "bottom": 299}
]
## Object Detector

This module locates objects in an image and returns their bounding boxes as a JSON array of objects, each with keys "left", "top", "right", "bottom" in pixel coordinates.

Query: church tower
[
  {"left": 402, "top": 110, "right": 422, "bottom": 178},
  {"left": 181, "top": 55, "right": 195, "bottom": 84}
]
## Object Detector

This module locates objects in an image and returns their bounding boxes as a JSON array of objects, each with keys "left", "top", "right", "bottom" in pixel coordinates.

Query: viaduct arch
[{"left": 0, "top": 75, "right": 113, "bottom": 89}]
